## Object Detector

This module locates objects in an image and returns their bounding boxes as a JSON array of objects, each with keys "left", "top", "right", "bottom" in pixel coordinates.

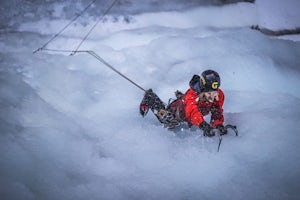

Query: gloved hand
[
  {"left": 216, "top": 124, "right": 227, "bottom": 135},
  {"left": 199, "top": 121, "right": 215, "bottom": 137}
]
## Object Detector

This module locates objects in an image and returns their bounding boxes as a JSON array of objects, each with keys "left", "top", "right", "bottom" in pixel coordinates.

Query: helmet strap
[{"left": 200, "top": 75, "right": 206, "bottom": 86}]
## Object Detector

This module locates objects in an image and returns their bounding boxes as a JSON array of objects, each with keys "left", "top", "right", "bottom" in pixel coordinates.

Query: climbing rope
[
  {"left": 71, "top": 0, "right": 119, "bottom": 55},
  {"left": 33, "top": 0, "right": 146, "bottom": 92},
  {"left": 33, "top": 0, "right": 97, "bottom": 53},
  {"left": 41, "top": 48, "right": 146, "bottom": 92}
]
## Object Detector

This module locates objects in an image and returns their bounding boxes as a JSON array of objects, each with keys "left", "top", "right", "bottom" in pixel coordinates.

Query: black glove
[
  {"left": 216, "top": 124, "right": 227, "bottom": 135},
  {"left": 199, "top": 121, "right": 215, "bottom": 137}
]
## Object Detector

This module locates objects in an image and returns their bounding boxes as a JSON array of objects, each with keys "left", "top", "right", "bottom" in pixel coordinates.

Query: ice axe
[{"left": 217, "top": 124, "right": 238, "bottom": 152}]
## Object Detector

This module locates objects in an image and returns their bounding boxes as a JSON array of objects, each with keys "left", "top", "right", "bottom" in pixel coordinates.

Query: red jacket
[{"left": 184, "top": 88, "right": 224, "bottom": 127}]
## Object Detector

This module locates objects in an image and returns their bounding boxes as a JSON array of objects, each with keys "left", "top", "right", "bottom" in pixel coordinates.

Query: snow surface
[{"left": 1, "top": 0, "right": 300, "bottom": 200}]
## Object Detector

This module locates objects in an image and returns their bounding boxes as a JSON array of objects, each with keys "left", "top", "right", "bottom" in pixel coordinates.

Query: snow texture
[{"left": 1, "top": 0, "right": 300, "bottom": 200}]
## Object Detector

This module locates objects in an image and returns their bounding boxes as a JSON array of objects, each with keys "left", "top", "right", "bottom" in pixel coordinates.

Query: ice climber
[{"left": 139, "top": 69, "right": 227, "bottom": 137}]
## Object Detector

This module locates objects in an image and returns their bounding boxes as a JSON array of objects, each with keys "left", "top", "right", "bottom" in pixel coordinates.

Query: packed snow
[{"left": 1, "top": 0, "right": 300, "bottom": 200}]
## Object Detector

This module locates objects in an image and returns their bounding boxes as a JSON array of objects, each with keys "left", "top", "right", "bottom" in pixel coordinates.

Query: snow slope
[{"left": 1, "top": 0, "right": 300, "bottom": 200}]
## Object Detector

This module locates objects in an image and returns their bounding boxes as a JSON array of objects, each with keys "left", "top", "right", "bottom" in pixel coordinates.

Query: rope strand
[
  {"left": 34, "top": 0, "right": 145, "bottom": 92},
  {"left": 40, "top": 48, "right": 146, "bottom": 92},
  {"left": 86, "top": 51, "right": 146, "bottom": 91},
  {"left": 70, "top": 0, "right": 119, "bottom": 56},
  {"left": 33, "top": 0, "right": 97, "bottom": 54}
]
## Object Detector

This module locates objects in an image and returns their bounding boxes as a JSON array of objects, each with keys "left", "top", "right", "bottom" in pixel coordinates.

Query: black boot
[{"left": 139, "top": 89, "right": 165, "bottom": 117}]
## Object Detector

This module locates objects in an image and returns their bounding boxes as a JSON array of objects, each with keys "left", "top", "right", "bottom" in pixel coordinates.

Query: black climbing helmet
[
  {"left": 189, "top": 69, "right": 221, "bottom": 93},
  {"left": 201, "top": 69, "right": 221, "bottom": 92}
]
